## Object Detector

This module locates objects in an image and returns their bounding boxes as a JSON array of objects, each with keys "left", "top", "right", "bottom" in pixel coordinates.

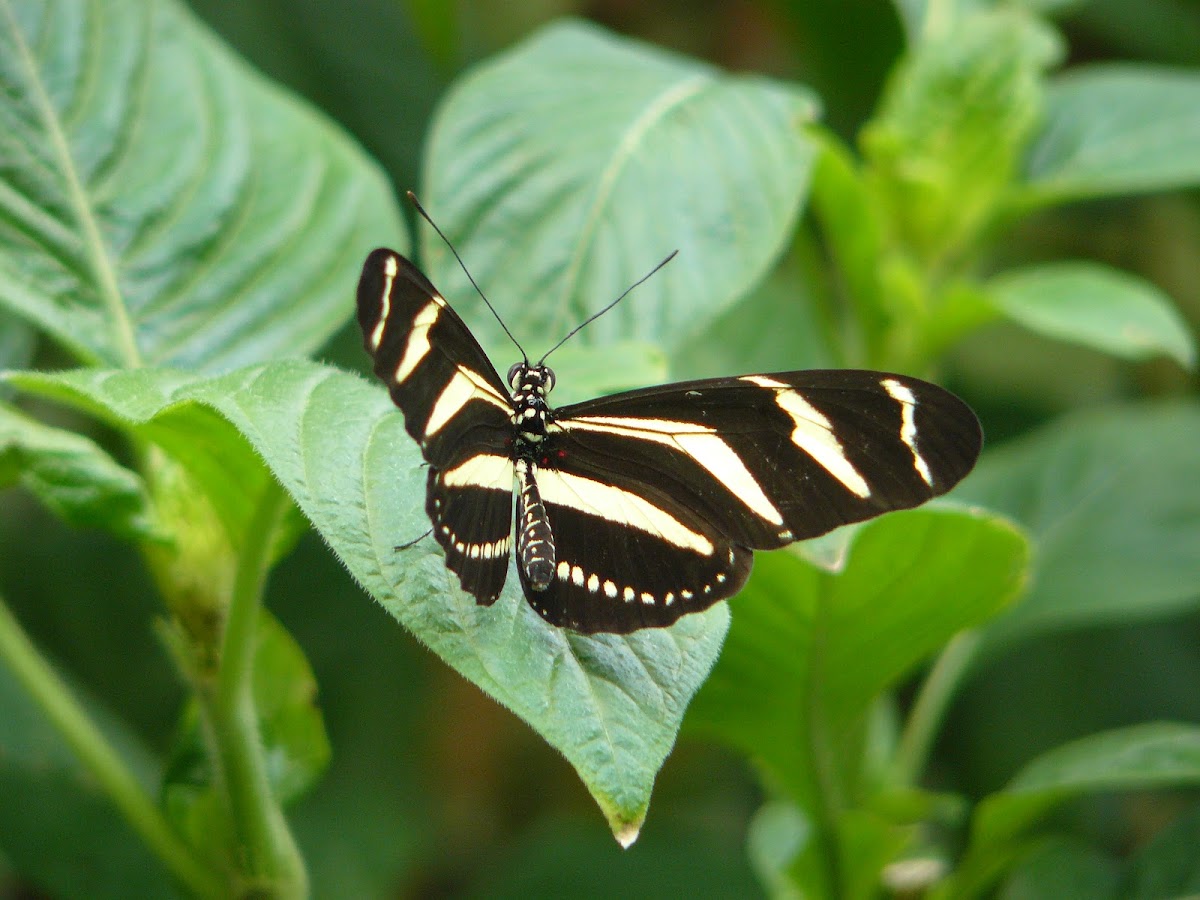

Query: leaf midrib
[{"left": 3, "top": 0, "right": 141, "bottom": 367}]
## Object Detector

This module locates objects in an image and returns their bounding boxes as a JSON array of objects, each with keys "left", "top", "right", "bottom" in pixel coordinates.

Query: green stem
[
  {"left": 804, "top": 570, "right": 845, "bottom": 898},
  {"left": 895, "top": 631, "right": 981, "bottom": 786},
  {"left": 0, "top": 594, "right": 223, "bottom": 899},
  {"left": 205, "top": 482, "right": 307, "bottom": 898}
]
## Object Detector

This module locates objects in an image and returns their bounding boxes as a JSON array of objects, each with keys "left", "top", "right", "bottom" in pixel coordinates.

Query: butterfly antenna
[
  {"left": 538, "top": 250, "right": 678, "bottom": 365},
  {"left": 407, "top": 191, "right": 527, "bottom": 361}
]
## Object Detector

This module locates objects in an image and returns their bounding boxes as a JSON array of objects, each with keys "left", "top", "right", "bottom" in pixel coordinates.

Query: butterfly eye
[
  {"left": 507, "top": 363, "right": 524, "bottom": 389},
  {"left": 542, "top": 368, "right": 556, "bottom": 393}
]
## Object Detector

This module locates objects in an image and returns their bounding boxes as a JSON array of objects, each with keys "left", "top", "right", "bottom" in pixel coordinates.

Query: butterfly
[{"left": 357, "top": 240, "right": 981, "bottom": 634}]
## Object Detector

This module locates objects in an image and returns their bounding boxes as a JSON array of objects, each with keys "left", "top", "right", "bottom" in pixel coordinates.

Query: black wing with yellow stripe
[{"left": 357, "top": 247, "right": 982, "bottom": 634}]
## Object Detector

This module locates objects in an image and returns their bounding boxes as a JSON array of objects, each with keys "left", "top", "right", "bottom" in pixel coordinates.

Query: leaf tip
[{"left": 614, "top": 821, "right": 642, "bottom": 849}]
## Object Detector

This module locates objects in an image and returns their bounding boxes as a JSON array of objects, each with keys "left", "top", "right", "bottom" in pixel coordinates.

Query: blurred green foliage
[{"left": 1, "top": 0, "right": 1199, "bottom": 897}]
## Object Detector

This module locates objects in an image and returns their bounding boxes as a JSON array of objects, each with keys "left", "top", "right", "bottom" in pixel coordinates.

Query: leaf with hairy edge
[
  {"left": 421, "top": 19, "right": 817, "bottom": 358},
  {"left": 7, "top": 361, "right": 728, "bottom": 843},
  {"left": 0, "top": 0, "right": 405, "bottom": 371}
]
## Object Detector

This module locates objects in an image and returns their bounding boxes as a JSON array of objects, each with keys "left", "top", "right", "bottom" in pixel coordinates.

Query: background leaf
[
  {"left": 422, "top": 19, "right": 818, "bottom": 361},
  {"left": 1126, "top": 803, "right": 1200, "bottom": 898},
  {"left": 0, "top": 403, "right": 160, "bottom": 542},
  {"left": 1020, "top": 64, "right": 1200, "bottom": 203},
  {"left": 0, "top": 632, "right": 175, "bottom": 899},
  {"left": 687, "top": 507, "right": 1029, "bottom": 805},
  {"left": 972, "top": 723, "right": 1200, "bottom": 850},
  {"left": 958, "top": 402, "right": 1200, "bottom": 657},
  {"left": 7, "top": 361, "right": 728, "bottom": 843},
  {"left": 986, "top": 262, "right": 1196, "bottom": 367},
  {"left": 0, "top": 0, "right": 405, "bottom": 371},
  {"left": 163, "top": 611, "right": 330, "bottom": 866}
]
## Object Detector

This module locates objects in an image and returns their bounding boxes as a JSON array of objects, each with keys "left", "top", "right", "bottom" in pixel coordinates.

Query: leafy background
[{"left": 1, "top": 0, "right": 1199, "bottom": 897}]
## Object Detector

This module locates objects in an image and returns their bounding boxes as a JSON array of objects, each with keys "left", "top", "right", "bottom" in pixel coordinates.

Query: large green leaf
[
  {"left": 687, "top": 507, "right": 1028, "bottom": 806},
  {"left": 1020, "top": 64, "right": 1200, "bottom": 204},
  {"left": 958, "top": 402, "right": 1200, "bottom": 656},
  {"left": 421, "top": 19, "right": 817, "bottom": 358},
  {"left": 8, "top": 361, "right": 728, "bottom": 843},
  {"left": 986, "top": 262, "right": 1196, "bottom": 368},
  {"left": 0, "top": 0, "right": 404, "bottom": 370}
]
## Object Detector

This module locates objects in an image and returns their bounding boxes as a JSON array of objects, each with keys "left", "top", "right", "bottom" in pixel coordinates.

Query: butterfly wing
[
  {"left": 523, "top": 369, "right": 980, "bottom": 633},
  {"left": 357, "top": 248, "right": 515, "bottom": 603}
]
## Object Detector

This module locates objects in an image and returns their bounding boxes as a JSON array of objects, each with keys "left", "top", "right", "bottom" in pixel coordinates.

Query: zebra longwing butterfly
[{"left": 357, "top": 247, "right": 982, "bottom": 634}]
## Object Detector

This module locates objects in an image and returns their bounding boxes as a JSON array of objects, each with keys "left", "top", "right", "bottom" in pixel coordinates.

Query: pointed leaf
[
  {"left": 972, "top": 723, "right": 1200, "bottom": 850},
  {"left": 422, "top": 19, "right": 817, "bottom": 357},
  {"left": 1021, "top": 64, "right": 1200, "bottom": 204},
  {"left": 987, "top": 262, "right": 1196, "bottom": 368},
  {"left": 7, "top": 361, "right": 728, "bottom": 841},
  {"left": 0, "top": 0, "right": 404, "bottom": 370}
]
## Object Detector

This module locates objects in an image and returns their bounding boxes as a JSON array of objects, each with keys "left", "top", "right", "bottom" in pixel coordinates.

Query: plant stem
[
  {"left": 895, "top": 631, "right": 981, "bottom": 786},
  {"left": 0, "top": 594, "right": 223, "bottom": 899},
  {"left": 206, "top": 482, "right": 307, "bottom": 898},
  {"left": 805, "top": 570, "right": 845, "bottom": 898}
]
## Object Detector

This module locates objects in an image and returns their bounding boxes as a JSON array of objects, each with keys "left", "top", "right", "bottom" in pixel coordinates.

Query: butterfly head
[{"left": 507, "top": 362, "right": 556, "bottom": 399}]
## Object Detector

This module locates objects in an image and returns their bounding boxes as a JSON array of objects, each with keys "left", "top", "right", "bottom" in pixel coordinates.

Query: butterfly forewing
[
  {"left": 357, "top": 249, "right": 512, "bottom": 468},
  {"left": 358, "top": 245, "right": 984, "bottom": 634},
  {"left": 358, "top": 249, "right": 515, "bottom": 603}
]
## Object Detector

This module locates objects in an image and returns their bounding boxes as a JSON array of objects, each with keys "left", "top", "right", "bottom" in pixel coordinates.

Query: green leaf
[
  {"left": 1126, "top": 803, "right": 1200, "bottom": 898},
  {"left": 164, "top": 612, "right": 330, "bottom": 865},
  {"left": 0, "top": 631, "right": 175, "bottom": 899},
  {"left": 747, "top": 801, "right": 812, "bottom": 900},
  {"left": 540, "top": 340, "right": 667, "bottom": 407},
  {"left": 0, "top": 402, "right": 160, "bottom": 541},
  {"left": 1020, "top": 64, "right": 1200, "bottom": 204},
  {"left": 422, "top": 19, "right": 818, "bottom": 357},
  {"left": 687, "top": 507, "right": 1028, "bottom": 807},
  {"left": 972, "top": 723, "right": 1200, "bottom": 852},
  {"left": 0, "top": 0, "right": 405, "bottom": 370},
  {"left": 862, "top": 10, "right": 1060, "bottom": 259},
  {"left": 986, "top": 262, "right": 1196, "bottom": 368},
  {"left": 958, "top": 402, "right": 1200, "bottom": 655},
  {"left": 0, "top": 309, "right": 35, "bottom": 372},
  {"left": 7, "top": 361, "right": 727, "bottom": 843},
  {"left": 999, "top": 838, "right": 1121, "bottom": 900}
]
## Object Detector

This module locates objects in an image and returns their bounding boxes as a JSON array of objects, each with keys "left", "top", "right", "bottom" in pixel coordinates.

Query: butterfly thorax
[{"left": 507, "top": 362, "right": 558, "bottom": 590}]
